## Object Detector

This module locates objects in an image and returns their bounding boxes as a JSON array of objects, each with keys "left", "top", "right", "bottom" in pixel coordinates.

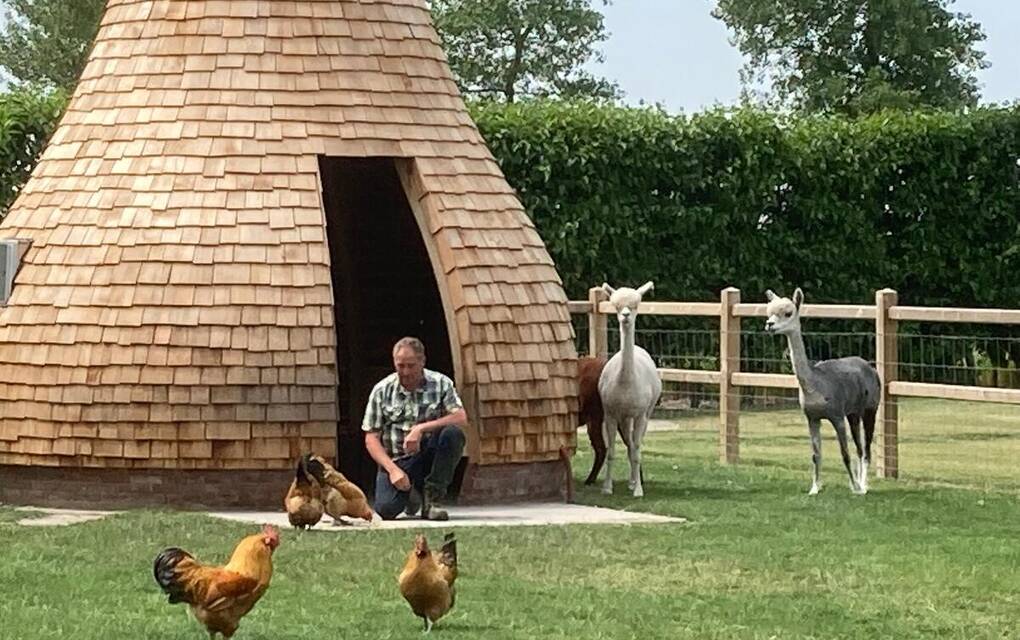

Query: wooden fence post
[
  {"left": 719, "top": 287, "right": 741, "bottom": 464},
  {"left": 875, "top": 288, "right": 899, "bottom": 478},
  {"left": 588, "top": 286, "right": 609, "bottom": 360}
]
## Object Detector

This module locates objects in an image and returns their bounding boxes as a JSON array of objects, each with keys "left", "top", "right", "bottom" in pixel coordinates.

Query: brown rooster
[
  {"left": 398, "top": 532, "right": 458, "bottom": 632},
  {"left": 284, "top": 453, "right": 325, "bottom": 529},
  {"left": 310, "top": 454, "right": 375, "bottom": 524},
  {"left": 153, "top": 524, "right": 280, "bottom": 639}
]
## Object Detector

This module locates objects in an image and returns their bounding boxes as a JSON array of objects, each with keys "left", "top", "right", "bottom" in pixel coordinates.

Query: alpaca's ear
[
  {"left": 765, "top": 289, "right": 777, "bottom": 302},
  {"left": 793, "top": 287, "right": 804, "bottom": 309},
  {"left": 637, "top": 281, "right": 654, "bottom": 297},
  {"left": 601, "top": 283, "right": 615, "bottom": 297}
]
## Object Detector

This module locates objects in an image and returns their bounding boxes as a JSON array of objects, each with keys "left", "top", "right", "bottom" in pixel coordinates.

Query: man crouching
[{"left": 363, "top": 337, "right": 467, "bottom": 521}]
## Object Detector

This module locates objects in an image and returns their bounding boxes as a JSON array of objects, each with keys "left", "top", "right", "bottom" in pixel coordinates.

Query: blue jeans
[{"left": 374, "top": 425, "right": 466, "bottom": 520}]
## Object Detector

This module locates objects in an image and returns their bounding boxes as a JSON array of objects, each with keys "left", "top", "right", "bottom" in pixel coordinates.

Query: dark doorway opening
[{"left": 319, "top": 157, "right": 454, "bottom": 497}]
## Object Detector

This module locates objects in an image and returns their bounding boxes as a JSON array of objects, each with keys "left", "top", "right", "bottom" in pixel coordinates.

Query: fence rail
[{"left": 573, "top": 286, "right": 1020, "bottom": 478}]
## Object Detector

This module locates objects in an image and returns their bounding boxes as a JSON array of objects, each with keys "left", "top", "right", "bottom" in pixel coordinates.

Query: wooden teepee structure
[{"left": 0, "top": 0, "right": 578, "bottom": 508}]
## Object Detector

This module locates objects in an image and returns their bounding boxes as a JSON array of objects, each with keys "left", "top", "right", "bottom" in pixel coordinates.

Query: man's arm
[
  {"left": 411, "top": 407, "right": 467, "bottom": 436},
  {"left": 364, "top": 431, "right": 398, "bottom": 473},
  {"left": 365, "top": 431, "right": 411, "bottom": 491},
  {"left": 402, "top": 408, "right": 466, "bottom": 455},
  {"left": 362, "top": 382, "right": 412, "bottom": 491}
]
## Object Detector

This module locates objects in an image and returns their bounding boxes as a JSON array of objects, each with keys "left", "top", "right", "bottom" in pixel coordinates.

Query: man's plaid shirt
[{"left": 362, "top": 368, "right": 464, "bottom": 458}]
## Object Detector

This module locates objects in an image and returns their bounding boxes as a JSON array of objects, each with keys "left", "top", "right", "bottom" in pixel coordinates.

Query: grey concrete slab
[
  {"left": 209, "top": 502, "right": 685, "bottom": 531},
  {"left": 13, "top": 506, "right": 118, "bottom": 527}
]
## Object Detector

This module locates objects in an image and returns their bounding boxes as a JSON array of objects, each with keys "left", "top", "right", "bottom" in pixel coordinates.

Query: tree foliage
[
  {"left": 430, "top": 0, "right": 619, "bottom": 102},
  {"left": 0, "top": 86, "right": 67, "bottom": 215},
  {"left": 712, "top": 0, "right": 989, "bottom": 114},
  {"left": 0, "top": 0, "right": 105, "bottom": 90}
]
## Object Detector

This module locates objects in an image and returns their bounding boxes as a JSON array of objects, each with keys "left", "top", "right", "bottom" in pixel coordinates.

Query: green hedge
[
  {"left": 471, "top": 101, "right": 1020, "bottom": 310},
  {"left": 1, "top": 92, "right": 1017, "bottom": 378},
  {"left": 3, "top": 93, "right": 1016, "bottom": 311},
  {"left": 0, "top": 87, "right": 67, "bottom": 216}
]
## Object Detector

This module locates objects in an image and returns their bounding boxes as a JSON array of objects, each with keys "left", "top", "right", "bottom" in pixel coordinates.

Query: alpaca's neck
[
  {"left": 618, "top": 318, "right": 636, "bottom": 383},
  {"left": 785, "top": 329, "right": 819, "bottom": 392}
]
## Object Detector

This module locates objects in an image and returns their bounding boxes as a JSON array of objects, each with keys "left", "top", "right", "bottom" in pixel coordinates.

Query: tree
[
  {"left": 0, "top": 86, "right": 68, "bottom": 217},
  {"left": 713, "top": 0, "right": 989, "bottom": 114},
  {"left": 0, "top": 0, "right": 105, "bottom": 90},
  {"left": 430, "top": 0, "right": 620, "bottom": 103}
]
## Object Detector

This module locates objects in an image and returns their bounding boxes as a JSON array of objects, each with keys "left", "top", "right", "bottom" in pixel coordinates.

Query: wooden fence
[{"left": 568, "top": 287, "right": 1020, "bottom": 478}]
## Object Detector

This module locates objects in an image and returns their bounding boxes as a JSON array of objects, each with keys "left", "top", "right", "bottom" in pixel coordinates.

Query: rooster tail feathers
[
  {"left": 153, "top": 547, "right": 194, "bottom": 604},
  {"left": 304, "top": 453, "right": 327, "bottom": 484},
  {"left": 295, "top": 452, "right": 326, "bottom": 484},
  {"left": 439, "top": 532, "right": 457, "bottom": 568},
  {"left": 295, "top": 453, "right": 309, "bottom": 481}
]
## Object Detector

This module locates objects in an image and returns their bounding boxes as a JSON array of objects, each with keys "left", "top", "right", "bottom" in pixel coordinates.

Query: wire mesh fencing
[{"left": 570, "top": 305, "right": 1020, "bottom": 492}]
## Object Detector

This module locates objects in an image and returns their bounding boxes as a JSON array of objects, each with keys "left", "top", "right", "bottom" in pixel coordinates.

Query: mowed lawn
[
  {"left": 662, "top": 397, "right": 1020, "bottom": 492},
  {"left": 1, "top": 399, "right": 1018, "bottom": 639}
]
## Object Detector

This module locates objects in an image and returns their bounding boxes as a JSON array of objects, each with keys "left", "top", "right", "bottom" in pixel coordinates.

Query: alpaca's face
[
  {"left": 764, "top": 288, "right": 803, "bottom": 336},
  {"left": 609, "top": 288, "right": 641, "bottom": 326},
  {"left": 602, "top": 282, "right": 653, "bottom": 328}
]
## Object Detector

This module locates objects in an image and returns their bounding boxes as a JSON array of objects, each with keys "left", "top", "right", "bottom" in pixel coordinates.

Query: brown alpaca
[
  {"left": 579, "top": 356, "right": 607, "bottom": 485},
  {"left": 580, "top": 356, "right": 632, "bottom": 486}
]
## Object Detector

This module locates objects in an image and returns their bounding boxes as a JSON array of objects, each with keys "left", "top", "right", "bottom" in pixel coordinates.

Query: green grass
[
  {"left": 0, "top": 506, "right": 45, "bottom": 525},
  {"left": 660, "top": 397, "right": 1020, "bottom": 492},
  {"left": 0, "top": 506, "right": 23, "bottom": 524},
  {"left": 1, "top": 398, "right": 1018, "bottom": 639}
]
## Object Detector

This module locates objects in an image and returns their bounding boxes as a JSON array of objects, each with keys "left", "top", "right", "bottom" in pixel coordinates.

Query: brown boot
[{"left": 422, "top": 489, "right": 449, "bottom": 521}]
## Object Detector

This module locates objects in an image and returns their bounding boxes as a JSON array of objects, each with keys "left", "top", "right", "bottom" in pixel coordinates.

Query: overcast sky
[{"left": 591, "top": 0, "right": 1020, "bottom": 113}]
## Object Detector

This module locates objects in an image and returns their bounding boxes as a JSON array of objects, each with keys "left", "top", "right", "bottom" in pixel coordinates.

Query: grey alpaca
[
  {"left": 764, "top": 288, "right": 882, "bottom": 495},
  {"left": 597, "top": 282, "right": 663, "bottom": 497}
]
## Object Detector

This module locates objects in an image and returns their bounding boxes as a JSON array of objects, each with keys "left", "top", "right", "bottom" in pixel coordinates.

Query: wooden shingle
[{"left": 0, "top": 0, "right": 576, "bottom": 473}]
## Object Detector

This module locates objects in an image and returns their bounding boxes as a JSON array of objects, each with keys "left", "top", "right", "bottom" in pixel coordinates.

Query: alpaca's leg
[
  {"left": 619, "top": 417, "right": 637, "bottom": 491},
  {"left": 808, "top": 418, "right": 823, "bottom": 495},
  {"left": 861, "top": 409, "right": 877, "bottom": 492},
  {"left": 584, "top": 415, "right": 607, "bottom": 486},
  {"left": 847, "top": 413, "right": 863, "bottom": 483},
  {"left": 601, "top": 416, "right": 616, "bottom": 495},
  {"left": 831, "top": 416, "right": 863, "bottom": 494},
  {"left": 617, "top": 422, "right": 643, "bottom": 484},
  {"left": 630, "top": 415, "right": 649, "bottom": 497}
]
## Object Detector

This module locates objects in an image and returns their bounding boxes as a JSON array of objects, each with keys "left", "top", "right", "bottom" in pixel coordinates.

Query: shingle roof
[{"left": 0, "top": 0, "right": 578, "bottom": 470}]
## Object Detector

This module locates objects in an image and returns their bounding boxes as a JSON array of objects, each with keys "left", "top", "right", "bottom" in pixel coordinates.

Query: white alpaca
[{"left": 597, "top": 282, "right": 663, "bottom": 497}]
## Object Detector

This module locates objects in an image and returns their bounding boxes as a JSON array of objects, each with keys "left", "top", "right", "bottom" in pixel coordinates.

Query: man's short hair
[{"left": 393, "top": 336, "right": 426, "bottom": 359}]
